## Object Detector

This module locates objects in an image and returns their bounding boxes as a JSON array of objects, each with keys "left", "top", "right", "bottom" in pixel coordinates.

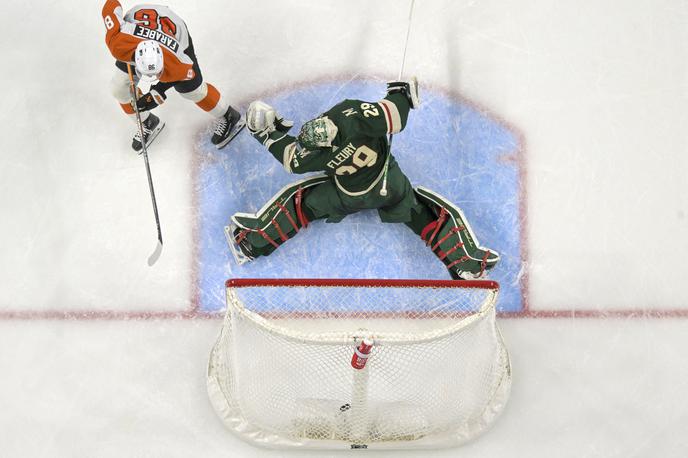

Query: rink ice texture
[
  {"left": 2, "top": 0, "right": 688, "bottom": 456},
  {"left": 196, "top": 80, "right": 522, "bottom": 313}
]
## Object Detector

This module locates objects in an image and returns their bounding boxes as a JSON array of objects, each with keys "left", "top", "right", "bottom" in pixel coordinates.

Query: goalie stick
[
  {"left": 127, "top": 64, "right": 163, "bottom": 266},
  {"left": 380, "top": 0, "right": 416, "bottom": 196}
]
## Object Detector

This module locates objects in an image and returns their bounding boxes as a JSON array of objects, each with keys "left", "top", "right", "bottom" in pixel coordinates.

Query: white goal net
[{"left": 207, "top": 278, "right": 511, "bottom": 449}]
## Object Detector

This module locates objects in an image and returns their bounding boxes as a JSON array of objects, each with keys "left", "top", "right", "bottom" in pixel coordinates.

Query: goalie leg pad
[
  {"left": 414, "top": 186, "right": 500, "bottom": 280},
  {"left": 226, "top": 175, "right": 329, "bottom": 264}
]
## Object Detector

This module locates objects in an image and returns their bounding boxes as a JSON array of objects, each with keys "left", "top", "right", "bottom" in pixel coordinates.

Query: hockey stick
[
  {"left": 127, "top": 64, "right": 163, "bottom": 266},
  {"left": 380, "top": 0, "right": 416, "bottom": 196}
]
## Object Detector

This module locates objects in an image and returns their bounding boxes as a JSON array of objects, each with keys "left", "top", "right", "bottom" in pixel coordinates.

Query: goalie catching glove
[
  {"left": 387, "top": 77, "right": 419, "bottom": 109},
  {"left": 246, "top": 100, "right": 294, "bottom": 143}
]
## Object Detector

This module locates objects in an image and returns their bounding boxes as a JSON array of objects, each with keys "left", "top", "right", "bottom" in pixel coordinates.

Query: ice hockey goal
[{"left": 207, "top": 278, "right": 511, "bottom": 449}]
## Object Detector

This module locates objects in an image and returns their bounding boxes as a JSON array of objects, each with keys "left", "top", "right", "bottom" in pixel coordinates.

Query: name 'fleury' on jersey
[{"left": 265, "top": 93, "right": 411, "bottom": 195}]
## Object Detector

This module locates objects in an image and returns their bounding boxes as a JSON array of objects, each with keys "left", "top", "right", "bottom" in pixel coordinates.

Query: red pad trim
[{"left": 379, "top": 101, "right": 394, "bottom": 134}]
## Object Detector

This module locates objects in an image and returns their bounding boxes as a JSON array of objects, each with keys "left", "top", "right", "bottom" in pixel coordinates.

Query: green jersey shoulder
[{"left": 261, "top": 93, "right": 411, "bottom": 192}]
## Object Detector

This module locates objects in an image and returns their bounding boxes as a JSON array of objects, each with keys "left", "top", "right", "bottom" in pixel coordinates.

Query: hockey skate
[
  {"left": 224, "top": 224, "right": 255, "bottom": 265},
  {"left": 132, "top": 113, "right": 165, "bottom": 153},
  {"left": 212, "top": 106, "right": 245, "bottom": 149}
]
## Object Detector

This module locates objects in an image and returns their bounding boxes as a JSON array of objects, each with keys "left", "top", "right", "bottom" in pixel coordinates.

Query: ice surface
[
  {"left": 196, "top": 80, "right": 522, "bottom": 312},
  {"left": 0, "top": 0, "right": 687, "bottom": 456}
]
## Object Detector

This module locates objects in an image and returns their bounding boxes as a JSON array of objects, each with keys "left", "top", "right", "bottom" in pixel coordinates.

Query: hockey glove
[
  {"left": 247, "top": 100, "right": 294, "bottom": 135},
  {"left": 386, "top": 77, "right": 420, "bottom": 109},
  {"left": 135, "top": 89, "right": 166, "bottom": 113}
]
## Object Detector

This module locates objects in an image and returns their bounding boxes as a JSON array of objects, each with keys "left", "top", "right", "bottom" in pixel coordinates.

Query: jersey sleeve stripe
[
  {"left": 378, "top": 99, "right": 402, "bottom": 134},
  {"left": 282, "top": 142, "right": 297, "bottom": 173}
]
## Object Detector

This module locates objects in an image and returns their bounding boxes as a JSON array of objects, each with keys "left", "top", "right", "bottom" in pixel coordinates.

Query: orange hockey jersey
[{"left": 102, "top": 1, "right": 195, "bottom": 83}]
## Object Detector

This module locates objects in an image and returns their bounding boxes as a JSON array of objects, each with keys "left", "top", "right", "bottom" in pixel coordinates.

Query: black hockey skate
[
  {"left": 132, "top": 113, "right": 165, "bottom": 153},
  {"left": 212, "top": 106, "right": 245, "bottom": 149}
]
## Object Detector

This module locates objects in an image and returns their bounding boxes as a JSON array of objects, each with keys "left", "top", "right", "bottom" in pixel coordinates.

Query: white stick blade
[{"left": 147, "top": 240, "right": 163, "bottom": 266}]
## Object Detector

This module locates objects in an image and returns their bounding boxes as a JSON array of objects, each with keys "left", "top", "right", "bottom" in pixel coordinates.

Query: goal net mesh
[{"left": 207, "top": 279, "right": 511, "bottom": 449}]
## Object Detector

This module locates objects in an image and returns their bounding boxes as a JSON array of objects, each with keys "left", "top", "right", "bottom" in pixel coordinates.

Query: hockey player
[
  {"left": 101, "top": 1, "right": 244, "bottom": 151},
  {"left": 227, "top": 79, "right": 500, "bottom": 280}
]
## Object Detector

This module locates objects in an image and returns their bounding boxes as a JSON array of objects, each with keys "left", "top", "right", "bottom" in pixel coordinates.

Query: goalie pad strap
[
  {"left": 425, "top": 208, "right": 448, "bottom": 246},
  {"left": 271, "top": 219, "right": 288, "bottom": 242},
  {"left": 420, "top": 220, "right": 437, "bottom": 241},
  {"left": 295, "top": 187, "right": 309, "bottom": 228},
  {"left": 446, "top": 255, "right": 471, "bottom": 269},
  {"left": 275, "top": 202, "right": 299, "bottom": 233},
  {"left": 235, "top": 229, "right": 249, "bottom": 243},
  {"left": 479, "top": 251, "right": 490, "bottom": 277},
  {"left": 438, "top": 241, "right": 465, "bottom": 261},
  {"left": 257, "top": 229, "right": 280, "bottom": 249},
  {"left": 432, "top": 226, "right": 463, "bottom": 252}
]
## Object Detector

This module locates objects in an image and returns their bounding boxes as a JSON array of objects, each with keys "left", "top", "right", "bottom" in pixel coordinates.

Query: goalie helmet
[
  {"left": 297, "top": 116, "right": 338, "bottom": 149},
  {"left": 135, "top": 40, "right": 164, "bottom": 83}
]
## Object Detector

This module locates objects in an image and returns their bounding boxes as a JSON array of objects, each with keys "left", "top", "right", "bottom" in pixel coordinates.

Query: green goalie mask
[{"left": 297, "top": 116, "right": 338, "bottom": 149}]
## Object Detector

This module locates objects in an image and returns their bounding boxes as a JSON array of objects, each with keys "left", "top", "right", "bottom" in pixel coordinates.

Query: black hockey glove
[
  {"left": 386, "top": 77, "right": 419, "bottom": 109},
  {"left": 135, "top": 89, "right": 166, "bottom": 113}
]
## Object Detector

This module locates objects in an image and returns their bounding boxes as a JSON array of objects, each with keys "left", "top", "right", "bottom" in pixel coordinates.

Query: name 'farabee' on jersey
[{"left": 101, "top": 0, "right": 244, "bottom": 151}]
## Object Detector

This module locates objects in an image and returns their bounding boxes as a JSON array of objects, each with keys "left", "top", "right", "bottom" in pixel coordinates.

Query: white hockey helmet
[{"left": 134, "top": 40, "right": 164, "bottom": 83}]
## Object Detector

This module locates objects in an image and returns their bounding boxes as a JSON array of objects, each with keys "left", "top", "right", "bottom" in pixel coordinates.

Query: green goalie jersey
[{"left": 257, "top": 92, "right": 411, "bottom": 195}]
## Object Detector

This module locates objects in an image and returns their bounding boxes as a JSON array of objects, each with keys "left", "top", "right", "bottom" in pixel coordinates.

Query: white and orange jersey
[{"left": 102, "top": 1, "right": 196, "bottom": 83}]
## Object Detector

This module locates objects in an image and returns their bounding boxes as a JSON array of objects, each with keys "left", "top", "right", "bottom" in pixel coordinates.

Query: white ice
[{"left": 1, "top": 0, "right": 687, "bottom": 456}]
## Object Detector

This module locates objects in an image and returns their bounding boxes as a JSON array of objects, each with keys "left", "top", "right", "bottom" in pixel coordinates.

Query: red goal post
[{"left": 207, "top": 278, "right": 511, "bottom": 449}]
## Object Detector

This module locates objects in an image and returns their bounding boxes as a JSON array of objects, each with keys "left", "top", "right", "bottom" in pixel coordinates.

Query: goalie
[{"left": 227, "top": 79, "right": 500, "bottom": 280}]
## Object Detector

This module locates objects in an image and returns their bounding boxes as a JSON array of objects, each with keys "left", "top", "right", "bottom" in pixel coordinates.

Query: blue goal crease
[{"left": 195, "top": 80, "right": 523, "bottom": 313}]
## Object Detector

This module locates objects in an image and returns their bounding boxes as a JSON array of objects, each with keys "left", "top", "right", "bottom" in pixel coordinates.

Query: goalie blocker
[{"left": 225, "top": 179, "right": 499, "bottom": 280}]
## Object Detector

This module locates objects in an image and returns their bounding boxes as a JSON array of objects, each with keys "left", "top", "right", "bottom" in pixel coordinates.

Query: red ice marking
[
  {"left": 0, "top": 309, "right": 222, "bottom": 321},
  {"left": 500, "top": 309, "right": 688, "bottom": 319},
  {"left": 3, "top": 307, "right": 688, "bottom": 321}
]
